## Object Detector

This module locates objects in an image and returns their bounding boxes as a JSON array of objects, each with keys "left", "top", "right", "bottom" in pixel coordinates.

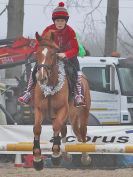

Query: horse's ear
[
  {"left": 35, "top": 32, "right": 42, "bottom": 42},
  {"left": 50, "top": 32, "right": 55, "bottom": 41}
]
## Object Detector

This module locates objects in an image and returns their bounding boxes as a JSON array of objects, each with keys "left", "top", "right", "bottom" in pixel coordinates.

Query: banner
[{"left": 0, "top": 125, "right": 133, "bottom": 153}]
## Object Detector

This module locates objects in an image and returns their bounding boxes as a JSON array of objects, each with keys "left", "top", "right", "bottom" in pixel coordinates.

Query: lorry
[{"left": 79, "top": 56, "right": 133, "bottom": 125}]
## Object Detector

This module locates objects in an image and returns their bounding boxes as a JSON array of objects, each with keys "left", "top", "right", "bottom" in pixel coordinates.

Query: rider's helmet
[{"left": 52, "top": 2, "right": 69, "bottom": 22}]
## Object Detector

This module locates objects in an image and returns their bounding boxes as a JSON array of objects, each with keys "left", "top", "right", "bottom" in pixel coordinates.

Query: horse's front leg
[
  {"left": 33, "top": 106, "right": 43, "bottom": 170},
  {"left": 51, "top": 106, "right": 68, "bottom": 166}
]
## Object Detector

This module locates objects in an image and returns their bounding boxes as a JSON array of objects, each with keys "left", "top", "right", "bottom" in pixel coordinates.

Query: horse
[{"left": 32, "top": 30, "right": 91, "bottom": 170}]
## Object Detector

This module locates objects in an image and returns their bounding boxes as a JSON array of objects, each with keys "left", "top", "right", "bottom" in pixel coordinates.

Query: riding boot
[
  {"left": 18, "top": 71, "right": 34, "bottom": 104},
  {"left": 74, "top": 71, "right": 85, "bottom": 107}
]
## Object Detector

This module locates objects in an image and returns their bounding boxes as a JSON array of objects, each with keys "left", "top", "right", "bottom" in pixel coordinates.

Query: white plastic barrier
[{"left": 0, "top": 125, "right": 133, "bottom": 154}]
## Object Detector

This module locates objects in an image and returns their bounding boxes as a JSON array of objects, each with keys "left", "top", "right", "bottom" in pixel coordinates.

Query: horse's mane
[{"left": 43, "top": 30, "right": 56, "bottom": 41}]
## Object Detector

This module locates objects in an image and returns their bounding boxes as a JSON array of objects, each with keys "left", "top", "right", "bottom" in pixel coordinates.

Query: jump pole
[
  {"left": 64, "top": 144, "right": 133, "bottom": 153},
  {"left": 1, "top": 143, "right": 133, "bottom": 153}
]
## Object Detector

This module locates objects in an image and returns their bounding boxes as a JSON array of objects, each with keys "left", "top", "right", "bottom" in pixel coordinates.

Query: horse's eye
[{"left": 42, "top": 48, "right": 48, "bottom": 56}]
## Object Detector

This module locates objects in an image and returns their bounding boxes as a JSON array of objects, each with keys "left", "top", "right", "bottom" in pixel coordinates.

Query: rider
[{"left": 18, "top": 1, "right": 85, "bottom": 107}]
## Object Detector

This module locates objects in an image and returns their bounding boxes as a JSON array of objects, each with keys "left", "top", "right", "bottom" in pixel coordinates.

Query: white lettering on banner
[{"left": 1, "top": 57, "right": 13, "bottom": 64}]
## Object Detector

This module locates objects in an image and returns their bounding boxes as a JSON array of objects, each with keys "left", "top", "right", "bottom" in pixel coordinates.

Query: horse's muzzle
[
  {"left": 36, "top": 72, "right": 48, "bottom": 85},
  {"left": 39, "top": 77, "right": 48, "bottom": 85}
]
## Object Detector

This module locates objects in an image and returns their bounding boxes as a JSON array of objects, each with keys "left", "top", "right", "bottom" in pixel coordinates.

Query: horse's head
[{"left": 35, "top": 30, "right": 59, "bottom": 85}]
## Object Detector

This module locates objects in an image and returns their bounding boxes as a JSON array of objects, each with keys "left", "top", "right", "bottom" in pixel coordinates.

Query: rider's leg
[
  {"left": 69, "top": 57, "right": 85, "bottom": 107},
  {"left": 75, "top": 71, "right": 85, "bottom": 107},
  {"left": 18, "top": 65, "right": 37, "bottom": 104},
  {"left": 70, "top": 57, "right": 85, "bottom": 107}
]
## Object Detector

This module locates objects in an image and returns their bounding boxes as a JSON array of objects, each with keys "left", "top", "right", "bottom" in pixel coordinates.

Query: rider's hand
[{"left": 56, "top": 53, "right": 66, "bottom": 59}]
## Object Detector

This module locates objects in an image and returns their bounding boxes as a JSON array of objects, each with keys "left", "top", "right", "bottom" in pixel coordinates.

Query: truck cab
[{"left": 78, "top": 56, "right": 133, "bottom": 125}]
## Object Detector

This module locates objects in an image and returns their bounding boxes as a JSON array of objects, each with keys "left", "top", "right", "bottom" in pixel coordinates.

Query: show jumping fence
[
  {"left": 1, "top": 125, "right": 133, "bottom": 155},
  {"left": 0, "top": 143, "right": 133, "bottom": 154}
]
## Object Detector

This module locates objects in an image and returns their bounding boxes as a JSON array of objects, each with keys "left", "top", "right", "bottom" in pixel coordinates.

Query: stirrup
[
  {"left": 75, "top": 102, "right": 86, "bottom": 107},
  {"left": 74, "top": 95, "right": 86, "bottom": 107}
]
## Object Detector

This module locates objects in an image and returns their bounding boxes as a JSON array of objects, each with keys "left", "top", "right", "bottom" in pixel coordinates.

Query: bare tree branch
[
  {"left": 43, "top": 0, "right": 54, "bottom": 14},
  {"left": 123, "top": 41, "right": 133, "bottom": 48},
  {"left": 119, "top": 20, "right": 133, "bottom": 41},
  {"left": 82, "top": 0, "right": 103, "bottom": 33},
  {"left": 117, "top": 36, "right": 133, "bottom": 55},
  {"left": 0, "top": 6, "right": 7, "bottom": 16}
]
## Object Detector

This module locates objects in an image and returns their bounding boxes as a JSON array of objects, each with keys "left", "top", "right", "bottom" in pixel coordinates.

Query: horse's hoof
[
  {"left": 51, "top": 155, "right": 62, "bottom": 166},
  {"left": 62, "top": 152, "right": 72, "bottom": 162},
  {"left": 33, "top": 159, "right": 44, "bottom": 171},
  {"left": 81, "top": 155, "right": 91, "bottom": 166}
]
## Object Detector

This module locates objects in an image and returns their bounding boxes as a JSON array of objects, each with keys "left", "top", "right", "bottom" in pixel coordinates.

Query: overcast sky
[{"left": 0, "top": 0, "right": 133, "bottom": 39}]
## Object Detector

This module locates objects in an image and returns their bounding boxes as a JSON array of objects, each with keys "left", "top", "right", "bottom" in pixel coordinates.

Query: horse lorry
[{"left": 79, "top": 56, "right": 133, "bottom": 125}]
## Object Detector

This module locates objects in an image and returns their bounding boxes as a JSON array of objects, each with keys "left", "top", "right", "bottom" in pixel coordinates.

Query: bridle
[
  {"left": 37, "top": 63, "right": 52, "bottom": 79},
  {"left": 36, "top": 39, "right": 60, "bottom": 81}
]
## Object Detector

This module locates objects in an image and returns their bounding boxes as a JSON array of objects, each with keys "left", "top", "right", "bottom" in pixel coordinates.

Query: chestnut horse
[{"left": 32, "top": 30, "right": 91, "bottom": 170}]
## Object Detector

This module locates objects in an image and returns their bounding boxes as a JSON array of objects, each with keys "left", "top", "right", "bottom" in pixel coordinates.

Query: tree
[
  {"left": 104, "top": 0, "right": 119, "bottom": 56},
  {"left": 6, "top": 0, "right": 24, "bottom": 78},
  {"left": 7, "top": 0, "right": 24, "bottom": 38}
]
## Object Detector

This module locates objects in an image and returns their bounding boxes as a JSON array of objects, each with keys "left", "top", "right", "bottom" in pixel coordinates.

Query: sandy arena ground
[{"left": 0, "top": 163, "right": 133, "bottom": 177}]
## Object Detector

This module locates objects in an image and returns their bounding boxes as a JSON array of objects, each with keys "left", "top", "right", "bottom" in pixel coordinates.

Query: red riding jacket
[{"left": 41, "top": 24, "right": 79, "bottom": 59}]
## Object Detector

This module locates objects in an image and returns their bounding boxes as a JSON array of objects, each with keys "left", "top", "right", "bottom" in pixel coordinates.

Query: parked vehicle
[{"left": 79, "top": 56, "right": 133, "bottom": 125}]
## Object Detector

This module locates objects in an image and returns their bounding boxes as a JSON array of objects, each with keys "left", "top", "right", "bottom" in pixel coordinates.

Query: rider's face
[{"left": 54, "top": 19, "right": 66, "bottom": 30}]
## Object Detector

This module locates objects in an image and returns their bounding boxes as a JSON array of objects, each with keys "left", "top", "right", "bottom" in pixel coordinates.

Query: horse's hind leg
[
  {"left": 70, "top": 113, "right": 82, "bottom": 142},
  {"left": 61, "top": 123, "right": 67, "bottom": 143},
  {"left": 61, "top": 123, "right": 72, "bottom": 162},
  {"left": 79, "top": 107, "right": 89, "bottom": 142},
  {"left": 33, "top": 107, "right": 43, "bottom": 170},
  {"left": 80, "top": 105, "right": 91, "bottom": 165}
]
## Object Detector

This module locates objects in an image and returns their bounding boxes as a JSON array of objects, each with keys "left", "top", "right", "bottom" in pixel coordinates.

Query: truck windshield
[{"left": 118, "top": 67, "right": 133, "bottom": 95}]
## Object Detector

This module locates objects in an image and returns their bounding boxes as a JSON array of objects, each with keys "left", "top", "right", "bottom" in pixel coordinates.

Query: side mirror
[
  {"left": 105, "top": 65, "right": 110, "bottom": 90},
  {"left": 105, "top": 65, "right": 118, "bottom": 94}
]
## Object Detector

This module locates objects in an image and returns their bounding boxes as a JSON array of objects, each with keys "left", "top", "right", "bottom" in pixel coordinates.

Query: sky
[{"left": 0, "top": 0, "right": 133, "bottom": 40}]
